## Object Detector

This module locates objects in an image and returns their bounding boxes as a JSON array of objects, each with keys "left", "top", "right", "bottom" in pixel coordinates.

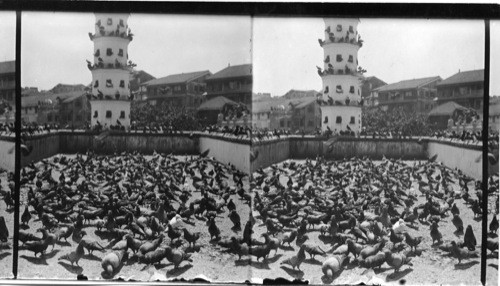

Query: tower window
[
  {"left": 94, "top": 49, "right": 100, "bottom": 57},
  {"left": 336, "top": 85, "right": 343, "bottom": 93},
  {"left": 350, "top": 86, "right": 355, "bottom": 93},
  {"left": 119, "top": 19, "right": 124, "bottom": 27},
  {"left": 96, "top": 20, "right": 101, "bottom": 27},
  {"left": 107, "top": 18, "right": 112, "bottom": 26},
  {"left": 118, "top": 49, "right": 124, "bottom": 57},
  {"left": 94, "top": 80, "right": 99, "bottom": 88},
  {"left": 349, "top": 25, "right": 354, "bottom": 33},
  {"left": 93, "top": 111, "right": 98, "bottom": 118},
  {"left": 119, "top": 80, "right": 125, "bottom": 88},
  {"left": 106, "top": 110, "right": 112, "bottom": 118},
  {"left": 348, "top": 55, "right": 354, "bottom": 63},
  {"left": 120, "top": 111, "right": 126, "bottom": 119},
  {"left": 336, "top": 116, "right": 342, "bottom": 123},
  {"left": 336, "top": 54, "right": 343, "bottom": 62},
  {"left": 350, "top": 116, "right": 355, "bottom": 124},
  {"left": 106, "top": 48, "right": 113, "bottom": 56},
  {"left": 336, "top": 25, "right": 342, "bottom": 32},
  {"left": 324, "top": 116, "right": 328, "bottom": 123},
  {"left": 106, "top": 79, "right": 113, "bottom": 88}
]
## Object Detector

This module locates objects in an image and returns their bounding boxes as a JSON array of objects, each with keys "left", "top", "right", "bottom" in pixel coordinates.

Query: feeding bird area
[
  {"left": 0, "top": 151, "right": 498, "bottom": 284},
  {"left": 250, "top": 158, "right": 498, "bottom": 285}
]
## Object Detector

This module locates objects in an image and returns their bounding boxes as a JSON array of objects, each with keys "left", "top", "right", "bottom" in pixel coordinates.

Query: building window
[
  {"left": 349, "top": 86, "right": 355, "bottom": 94},
  {"left": 308, "top": 120, "right": 314, "bottom": 127},
  {"left": 350, "top": 116, "right": 355, "bottom": 124},
  {"left": 96, "top": 19, "right": 101, "bottom": 26},
  {"left": 106, "top": 79, "right": 113, "bottom": 87},
  {"left": 336, "top": 85, "right": 343, "bottom": 93},
  {"left": 324, "top": 116, "right": 328, "bottom": 123},
  {"left": 349, "top": 25, "right": 354, "bottom": 33},
  {"left": 336, "top": 24, "right": 342, "bottom": 32},
  {"left": 119, "top": 19, "right": 124, "bottom": 27},
  {"left": 106, "top": 110, "right": 112, "bottom": 118},
  {"left": 76, "top": 115, "right": 82, "bottom": 121},
  {"left": 120, "top": 80, "right": 125, "bottom": 88},
  {"left": 107, "top": 48, "right": 113, "bottom": 56},
  {"left": 336, "top": 54, "right": 343, "bottom": 62},
  {"left": 174, "top": 85, "right": 181, "bottom": 91},
  {"left": 307, "top": 105, "right": 314, "bottom": 113},
  {"left": 336, "top": 116, "right": 342, "bottom": 123},
  {"left": 93, "top": 111, "right": 98, "bottom": 118},
  {"left": 94, "top": 49, "right": 100, "bottom": 57},
  {"left": 120, "top": 111, "right": 125, "bottom": 119},
  {"left": 48, "top": 114, "right": 52, "bottom": 121},
  {"left": 75, "top": 100, "right": 82, "bottom": 108},
  {"left": 118, "top": 49, "right": 124, "bottom": 57},
  {"left": 348, "top": 55, "right": 354, "bottom": 63},
  {"left": 280, "top": 119, "right": 285, "bottom": 127},
  {"left": 107, "top": 18, "right": 112, "bottom": 25},
  {"left": 94, "top": 80, "right": 99, "bottom": 88}
]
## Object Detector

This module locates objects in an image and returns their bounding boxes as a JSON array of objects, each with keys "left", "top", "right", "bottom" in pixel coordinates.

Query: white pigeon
[
  {"left": 168, "top": 214, "right": 183, "bottom": 229},
  {"left": 392, "top": 218, "right": 407, "bottom": 234}
]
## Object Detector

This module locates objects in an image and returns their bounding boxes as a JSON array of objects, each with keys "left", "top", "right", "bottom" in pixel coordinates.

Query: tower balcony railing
[
  {"left": 318, "top": 35, "right": 363, "bottom": 48},
  {"left": 88, "top": 30, "right": 133, "bottom": 41},
  {"left": 317, "top": 66, "right": 362, "bottom": 77},
  {"left": 87, "top": 60, "right": 136, "bottom": 71}
]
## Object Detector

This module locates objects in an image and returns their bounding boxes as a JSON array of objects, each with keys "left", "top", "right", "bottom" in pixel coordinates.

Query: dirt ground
[
  {"left": 250, "top": 159, "right": 498, "bottom": 285},
  {"left": 0, "top": 170, "right": 14, "bottom": 279},
  {"left": 14, "top": 154, "right": 253, "bottom": 282},
  {"left": 0, "top": 156, "right": 498, "bottom": 284}
]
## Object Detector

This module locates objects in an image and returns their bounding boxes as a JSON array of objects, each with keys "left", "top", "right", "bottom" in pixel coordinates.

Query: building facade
[
  {"left": 318, "top": 18, "right": 363, "bottom": 133},
  {"left": 374, "top": 76, "right": 441, "bottom": 114},
  {"left": 436, "top": 69, "right": 484, "bottom": 112},
  {"left": 206, "top": 64, "right": 252, "bottom": 106},
  {"left": 0, "top": 60, "right": 15, "bottom": 107},
  {"left": 88, "top": 13, "right": 133, "bottom": 129},
  {"left": 143, "top": 70, "right": 211, "bottom": 110},
  {"left": 252, "top": 96, "right": 321, "bottom": 133},
  {"left": 361, "top": 76, "right": 386, "bottom": 107}
]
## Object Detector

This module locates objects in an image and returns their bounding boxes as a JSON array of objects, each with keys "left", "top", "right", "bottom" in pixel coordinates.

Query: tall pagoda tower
[
  {"left": 87, "top": 13, "right": 133, "bottom": 129},
  {"left": 318, "top": 18, "right": 363, "bottom": 134}
]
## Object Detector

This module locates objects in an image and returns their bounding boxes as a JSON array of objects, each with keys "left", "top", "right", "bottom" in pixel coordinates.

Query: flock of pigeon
[
  {"left": 9, "top": 150, "right": 255, "bottom": 279},
  {"left": 0, "top": 150, "right": 498, "bottom": 283},
  {"left": 249, "top": 156, "right": 499, "bottom": 283}
]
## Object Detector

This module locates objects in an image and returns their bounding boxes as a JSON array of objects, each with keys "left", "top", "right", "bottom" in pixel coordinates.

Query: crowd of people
[
  {"left": 130, "top": 101, "right": 205, "bottom": 131},
  {"left": 361, "top": 106, "right": 437, "bottom": 137},
  {"left": 219, "top": 103, "right": 249, "bottom": 123}
]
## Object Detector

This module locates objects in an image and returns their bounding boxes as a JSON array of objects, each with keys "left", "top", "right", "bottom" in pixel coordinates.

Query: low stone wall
[
  {"left": 252, "top": 136, "right": 495, "bottom": 180},
  {"left": 59, "top": 131, "right": 198, "bottom": 155},
  {"left": 0, "top": 132, "right": 495, "bottom": 179},
  {"left": 0, "top": 131, "right": 251, "bottom": 173},
  {"left": 199, "top": 136, "right": 251, "bottom": 173},
  {"left": 252, "top": 138, "right": 291, "bottom": 171},
  {"left": 0, "top": 136, "right": 15, "bottom": 171}
]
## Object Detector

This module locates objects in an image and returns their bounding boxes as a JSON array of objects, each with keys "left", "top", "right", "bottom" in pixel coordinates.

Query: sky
[
  {"left": 0, "top": 11, "right": 16, "bottom": 62},
  {"left": 21, "top": 12, "right": 252, "bottom": 91},
  {"left": 1, "top": 13, "right": 498, "bottom": 96},
  {"left": 253, "top": 17, "right": 494, "bottom": 96}
]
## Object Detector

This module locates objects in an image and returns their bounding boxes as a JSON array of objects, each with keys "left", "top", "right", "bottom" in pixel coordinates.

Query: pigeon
[
  {"left": 58, "top": 241, "right": 85, "bottom": 266},
  {"left": 280, "top": 245, "right": 306, "bottom": 270},
  {"left": 463, "top": 225, "right": 476, "bottom": 251}
]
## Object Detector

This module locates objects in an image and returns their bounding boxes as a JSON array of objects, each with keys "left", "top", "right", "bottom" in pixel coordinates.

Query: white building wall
[
  {"left": 91, "top": 68, "right": 130, "bottom": 99},
  {"left": 90, "top": 13, "right": 131, "bottom": 128},
  {"left": 320, "top": 18, "right": 362, "bottom": 133},
  {"left": 94, "top": 13, "right": 129, "bottom": 36},
  {"left": 320, "top": 105, "right": 361, "bottom": 133},
  {"left": 91, "top": 100, "right": 131, "bottom": 129},
  {"left": 93, "top": 37, "right": 129, "bottom": 67}
]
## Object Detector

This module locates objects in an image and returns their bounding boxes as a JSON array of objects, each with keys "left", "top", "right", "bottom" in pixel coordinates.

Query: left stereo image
[{"left": 0, "top": 10, "right": 16, "bottom": 279}]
